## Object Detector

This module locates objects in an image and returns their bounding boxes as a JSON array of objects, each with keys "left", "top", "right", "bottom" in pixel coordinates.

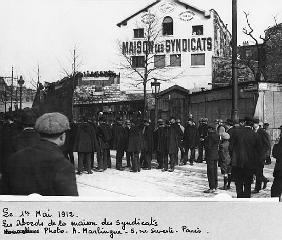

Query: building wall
[
  {"left": 188, "top": 85, "right": 257, "bottom": 124},
  {"left": 118, "top": 0, "right": 231, "bottom": 92}
]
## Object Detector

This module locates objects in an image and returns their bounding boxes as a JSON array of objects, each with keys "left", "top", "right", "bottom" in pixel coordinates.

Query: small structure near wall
[{"left": 154, "top": 85, "right": 190, "bottom": 123}]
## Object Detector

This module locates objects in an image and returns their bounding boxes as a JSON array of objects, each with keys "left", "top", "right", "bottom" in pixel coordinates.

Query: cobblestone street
[{"left": 76, "top": 152, "right": 275, "bottom": 199}]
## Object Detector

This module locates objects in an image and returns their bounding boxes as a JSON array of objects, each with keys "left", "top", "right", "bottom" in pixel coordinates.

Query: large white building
[{"left": 117, "top": 0, "right": 231, "bottom": 92}]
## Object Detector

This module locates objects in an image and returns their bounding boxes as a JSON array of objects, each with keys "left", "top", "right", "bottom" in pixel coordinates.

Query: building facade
[{"left": 117, "top": 0, "right": 231, "bottom": 92}]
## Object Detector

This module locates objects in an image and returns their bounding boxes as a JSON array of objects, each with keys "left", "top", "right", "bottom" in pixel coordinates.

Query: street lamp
[
  {"left": 18, "top": 75, "right": 25, "bottom": 110},
  {"left": 151, "top": 78, "right": 161, "bottom": 126}
]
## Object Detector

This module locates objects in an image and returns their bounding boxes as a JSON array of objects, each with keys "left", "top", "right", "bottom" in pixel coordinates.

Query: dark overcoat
[
  {"left": 167, "top": 124, "right": 180, "bottom": 154},
  {"left": 2, "top": 139, "right": 78, "bottom": 196},
  {"left": 272, "top": 139, "right": 282, "bottom": 178},
  {"left": 142, "top": 124, "right": 154, "bottom": 153},
  {"left": 127, "top": 125, "right": 142, "bottom": 153},
  {"left": 112, "top": 123, "right": 127, "bottom": 151},
  {"left": 154, "top": 126, "right": 168, "bottom": 153},
  {"left": 229, "top": 127, "right": 262, "bottom": 169},
  {"left": 12, "top": 128, "right": 40, "bottom": 152},
  {"left": 183, "top": 124, "right": 199, "bottom": 148},
  {"left": 257, "top": 128, "right": 271, "bottom": 161},
  {"left": 73, "top": 122, "right": 98, "bottom": 152},
  {"left": 219, "top": 140, "right": 231, "bottom": 163},
  {"left": 97, "top": 123, "right": 112, "bottom": 150},
  {"left": 205, "top": 130, "right": 220, "bottom": 161},
  {"left": 62, "top": 123, "right": 77, "bottom": 152},
  {"left": 1, "top": 122, "right": 22, "bottom": 174},
  {"left": 198, "top": 124, "right": 208, "bottom": 139}
]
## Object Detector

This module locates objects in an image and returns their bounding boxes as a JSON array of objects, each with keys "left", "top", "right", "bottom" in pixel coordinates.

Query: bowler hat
[
  {"left": 225, "top": 119, "right": 234, "bottom": 126},
  {"left": 35, "top": 112, "right": 70, "bottom": 135},
  {"left": 253, "top": 118, "right": 260, "bottom": 124},
  {"left": 21, "top": 108, "right": 37, "bottom": 127}
]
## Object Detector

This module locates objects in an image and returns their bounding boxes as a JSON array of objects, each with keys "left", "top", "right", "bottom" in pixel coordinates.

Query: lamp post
[
  {"left": 18, "top": 75, "right": 25, "bottom": 110},
  {"left": 151, "top": 78, "right": 160, "bottom": 126},
  {"left": 231, "top": 0, "right": 239, "bottom": 121}
]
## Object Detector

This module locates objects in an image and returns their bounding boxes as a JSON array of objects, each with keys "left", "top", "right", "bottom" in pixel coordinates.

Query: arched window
[{"left": 162, "top": 16, "right": 173, "bottom": 35}]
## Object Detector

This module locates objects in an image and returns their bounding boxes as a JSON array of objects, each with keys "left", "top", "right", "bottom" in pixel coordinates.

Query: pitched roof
[
  {"left": 117, "top": 0, "right": 210, "bottom": 27},
  {"left": 117, "top": 0, "right": 161, "bottom": 27},
  {"left": 158, "top": 84, "right": 190, "bottom": 97}
]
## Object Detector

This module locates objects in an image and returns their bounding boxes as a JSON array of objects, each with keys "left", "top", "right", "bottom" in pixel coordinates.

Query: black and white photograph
[{"left": 1, "top": 0, "right": 282, "bottom": 201}]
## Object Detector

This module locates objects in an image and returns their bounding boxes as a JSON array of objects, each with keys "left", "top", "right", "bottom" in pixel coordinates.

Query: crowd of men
[{"left": 0, "top": 108, "right": 282, "bottom": 198}]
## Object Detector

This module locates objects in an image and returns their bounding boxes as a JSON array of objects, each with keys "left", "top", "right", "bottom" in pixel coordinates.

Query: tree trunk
[{"left": 143, "top": 82, "right": 147, "bottom": 119}]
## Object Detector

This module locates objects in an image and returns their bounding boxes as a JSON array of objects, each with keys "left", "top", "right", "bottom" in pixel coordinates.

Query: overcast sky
[{"left": 0, "top": 0, "right": 281, "bottom": 88}]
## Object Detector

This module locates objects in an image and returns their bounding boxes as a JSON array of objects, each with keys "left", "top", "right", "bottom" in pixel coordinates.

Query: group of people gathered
[{"left": 0, "top": 108, "right": 282, "bottom": 198}]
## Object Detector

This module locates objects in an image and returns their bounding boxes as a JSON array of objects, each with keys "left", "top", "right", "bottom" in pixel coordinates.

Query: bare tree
[
  {"left": 117, "top": 14, "right": 183, "bottom": 117},
  {"left": 242, "top": 11, "right": 279, "bottom": 81}
]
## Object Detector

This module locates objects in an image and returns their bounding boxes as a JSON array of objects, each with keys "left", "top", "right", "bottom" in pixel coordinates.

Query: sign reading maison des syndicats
[{"left": 122, "top": 37, "right": 212, "bottom": 55}]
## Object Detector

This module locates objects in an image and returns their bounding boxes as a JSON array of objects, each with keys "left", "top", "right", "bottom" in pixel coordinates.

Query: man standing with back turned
[
  {"left": 229, "top": 117, "right": 261, "bottom": 198},
  {"left": 2, "top": 112, "right": 78, "bottom": 196}
]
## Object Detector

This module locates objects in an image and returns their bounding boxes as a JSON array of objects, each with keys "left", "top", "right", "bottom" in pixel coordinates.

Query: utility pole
[
  {"left": 231, "top": 0, "right": 239, "bottom": 121},
  {"left": 10, "top": 66, "right": 14, "bottom": 112}
]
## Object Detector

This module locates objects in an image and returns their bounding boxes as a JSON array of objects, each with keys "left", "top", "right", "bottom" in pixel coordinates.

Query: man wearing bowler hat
[
  {"left": 2, "top": 112, "right": 78, "bottom": 196},
  {"left": 229, "top": 117, "right": 262, "bottom": 198}
]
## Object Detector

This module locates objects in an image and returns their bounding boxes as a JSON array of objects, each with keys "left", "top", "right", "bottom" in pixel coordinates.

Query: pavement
[{"left": 75, "top": 151, "right": 275, "bottom": 199}]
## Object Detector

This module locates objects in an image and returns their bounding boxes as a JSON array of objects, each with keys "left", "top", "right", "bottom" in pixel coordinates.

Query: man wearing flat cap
[{"left": 2, "top": 112, "right": 78, "bottom": 196}]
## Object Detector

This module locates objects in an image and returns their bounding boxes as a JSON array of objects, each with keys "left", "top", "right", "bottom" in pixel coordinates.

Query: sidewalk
[{"left": 75, "top": 151, "right": 274, "bottom": 199}]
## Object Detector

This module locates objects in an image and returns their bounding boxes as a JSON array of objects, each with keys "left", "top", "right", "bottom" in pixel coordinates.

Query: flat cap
[{"left": 35, "top": 112, "right": 70, "bottom": 135}]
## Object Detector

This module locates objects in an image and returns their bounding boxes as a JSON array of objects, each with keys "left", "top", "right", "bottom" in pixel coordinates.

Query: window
[
  {"left": 154, "top": 55, "right": 165, "bottom": 68},
  {"left": 191, "top": 53, "right": 205, "bottom": 66},
  {"left": 170, "top": 54, "right": 181, "bottom": 67},
  {"left": 162, "top": 16, "right": 173, "bottom": 35},
  {"left": 192, "top": 25, "right": 203, "bottom": 35},
  {"left": 131, "top": 56, "right": 145, "bottom": 68},
  {"left": 134, "top": 28, "right": 144, "bottom": 38}
]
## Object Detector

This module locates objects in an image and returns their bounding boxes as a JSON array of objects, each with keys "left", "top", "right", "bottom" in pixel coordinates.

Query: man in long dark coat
[
  {"left": 252, "top": 119, "right": 270, "bottom": 193},
  {"left": 197, "top": 118, "right": 208, "bottom": 163},
  {"left": 62, "top": 121, "right": 77, "bottom": 165},
  {"left": 112, "top": 118, "right": 127, "bottom": 170},
  {"left": 230, "top": 117, "right": 262, "bottom": 198},
  {"left": 2, "top": 112, "right": 78, "bottom": 196},
  {"left": 96, "top": 117, "right": 112, "bottom": 171},
  {"left": 167, "top": 118, "right": 181, "bottom": 172},
  {"left": 154, "top": 119, "right": 168, "bottom": 170},
  {"left": 141, "top": 119, "right": 154, "bottom": 170},
  {"left": 204, "top": 124, "right": 220, "bottom": 193},
  {"left": 271, "top": 127, "right": 282, "bottom": 198},
  {"left": 183, "top": 118, "right": 199, "bottom": 165},
  {"left": 73, "top": 117, "right": 98, "bottom": 174},
  {"left": 127, "top": 119, "right": 142, "bottom": 172},
  {"left": 124, "top": 120, "right": 132, "bottom": 168}
]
